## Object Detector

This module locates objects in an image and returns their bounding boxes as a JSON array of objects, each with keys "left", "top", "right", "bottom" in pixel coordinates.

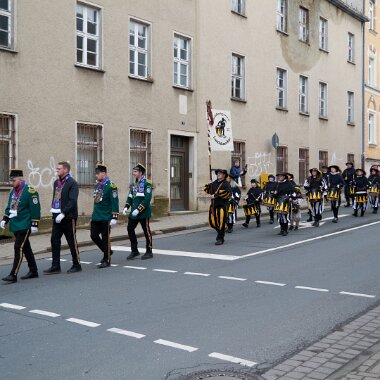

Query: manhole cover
[{"left": 180, "top": 369, "right": 264, "bottom": 380}]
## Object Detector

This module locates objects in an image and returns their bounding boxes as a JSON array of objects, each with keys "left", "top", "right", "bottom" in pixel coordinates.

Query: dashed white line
[
  {"left": 339, "top": 291, "right": 376, "bottom": 298},
  {"left": 29, "top": 309, "right": 61, "bottom": 318},
  {"left": 208, "top": 352, "right": 257, "bottom": 367},
  {"left": 110, "top": 264, "right": 118, "bottom": 267},
  {"left": 0, "top": 303, "right": 26, "bottom": 310},
  {"left": 154, "top": 339, "right": 198, "bottom": 352},
  {"left": 107, "top": 327, "right": 145, "bottom": 339},
  {"left": 60, "top": 259, "right": 67, "bottom": 262},
  {"left": 123, "top": 266, "right": 147, "bottom": 270},
  {"left": 255, "top": 281, "right": 287, "bottom": 287},
  {"left": 153, "top": 269, "right": 178, "bottom": 273},
  {"left": 184, "top": 272, "right": 211, "bottom": 277},
  {"left": 80, "top": 261, "right": 92, "bottom": 264},
  {"left": 295, "top": 286, "right": 329, "bottom": 293},
  {"left": 66, "top": 318, "right": 101, "bottom": 327},
  {"left": 218, "top": 276, "right": 247, "bottom": 281}
]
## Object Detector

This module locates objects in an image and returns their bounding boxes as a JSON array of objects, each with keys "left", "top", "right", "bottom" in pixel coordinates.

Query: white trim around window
[
  {"left": 347, "top": 91, "right": 354, "bottom": 124},
  {"left": 369, "top": 56, "right": 376, "bottom": 87},
  {"left": 319, "top": 82, "right": 328, "bottom": 119},
  {"left": 276, "top": 67, "right": 288, "bottom": 109},
  {"left": 231, "top": 0, "right": 246, "bottom": 16},
  {"left": 299, "top": 75, "right": 309, "bottom": 114},
  {"left": 231, "top": 53, "right": 245, "bottom": 100},
  {"left": 299, "top": 6, "right": 309, "bottom": 43},
  {"left": 348, "top": 32, "right": 355, "bottom": 63},
  {"left": 276, "top": 0, "right": 287, "bottom": 33},
  {"left": 368, "top": 111, "right": 377, "bottom": 145},
  {"left": 369, "top": 0, "right": 375, "bottom": 31},
  {"left": 0, "top": 0, "right": 14, "bottom": 50},
  {"left": 173, "top": 33, "right": 192, "bottom": 89},
  {"left": 319, "top": 17, "right": 328, "bottom": 51}
]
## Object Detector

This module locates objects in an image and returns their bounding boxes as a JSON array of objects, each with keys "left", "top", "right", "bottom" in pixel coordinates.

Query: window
[
  {"left": 129, "top": 20, "right": 150, "bottom": 79},
  {"left": 369, "top": 57, "right": 375, "bottom": 86},
  {"left": 0, "top": 0, "right": 13, "bottom": 49},
  {"left": 348, "top": 33, "right": 355, "bottom": 63},
  {"left": 76, "top": 3, "right": 101, "bottom": 68},
  {"left": 319, "top": 151, "right": 328, "bottom": 169},
  {"left": 277, "top": 0, "right": 287, "bottom": 33},
  {"left": 173, "top": 35, "right": 190, "bottom": 88},
  {"left": 299, "top": 7, "right": 309, "bottom": 43},
  {"left": 368, "top": 112, "right": 376, "bottom": 144},
  {"left": 347, "top": 92, "right": 355, "bottom": 124},
  {"left": 76, "top": 123, "right": 103, "bottom": 186},
  {"left": 347, "top": 153, "right": 355, "bottom": 165},
  {"left": 231, "top": 141, "right": 246, "bottom": 187},
  {"left": 231, "top": 54, "right": 245, "bottom": 99},
  {"left": 276, "top": 146, "right": 288, "bottom": 174},
  {"left": 276, "top": 68, "right": 288, "bottom": 109},
  {"left": 0, "top": 114, "right": 16, "bottom": 185},
  {"left": 130, "top": 129, "right": 152, "bottom": 182},
  {"left": 299, "top": 148, "right": 309, "bottom": 185},
  {"left": 369, "top": 0, "right": 375, "bottom": 31},
  {"left": 319, "top": 82, "right": 328, "bottom": 118},
  {"left": 231, "top": 0, "right": 245, "bottom": 15},
  {"left": 299, "top": 76, "right": 309, "bottom": 114},
  {"left": 319, "top": 17, "right": 328, "bottom": 50}
]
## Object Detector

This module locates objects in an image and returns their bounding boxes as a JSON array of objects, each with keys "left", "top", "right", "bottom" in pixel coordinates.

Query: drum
[
  {"left": 327, "top": 187, "right": 339, "bottom": 201},
  {"left": 368, "top": 184, "right": 379, "bottom": 196},
  {"left": 355, "top": 191, "right": 368, "bottom": 204},
  {"left": 274, "top": 196, "right": 290, "bottom": 215},
  {"left": 263, "top": 193, "right": 275, "bottom": 207},
  {"left": 243, "top": 204, "right": 257, "bottom": 216},
  {"left": 308, "top": 188, "right": 322, "bottom": 203},
  {"left": 349, "top": 185, "right": 356, "bottom": 196}
]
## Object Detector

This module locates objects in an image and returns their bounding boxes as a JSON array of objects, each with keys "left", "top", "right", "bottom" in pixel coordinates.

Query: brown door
[{"left": 170, "top": 136, "right": 189, "bottom": 211}]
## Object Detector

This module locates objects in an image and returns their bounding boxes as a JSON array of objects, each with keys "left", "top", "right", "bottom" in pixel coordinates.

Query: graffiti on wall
[
  {"left": 27, "top": 156, "right": 56, "bottom": 189},
  {"left": 247, "top": 152, "right": 275, "bottom": 177}
]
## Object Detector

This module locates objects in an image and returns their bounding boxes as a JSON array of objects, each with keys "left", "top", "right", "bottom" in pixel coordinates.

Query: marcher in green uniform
[
  {"left": 90, "top": 163, "right": 119, "bottom": 268},
  {"left": 122, "top": 163, "right": 153, "bottom": 260},
  {"left": 1, "top": 169, "right": 41, "bottom": 283}
]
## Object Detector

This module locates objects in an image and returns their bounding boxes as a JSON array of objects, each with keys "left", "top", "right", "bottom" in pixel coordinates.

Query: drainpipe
[{"left": 361, "top": 0, "right": 365, "bottom": 170}]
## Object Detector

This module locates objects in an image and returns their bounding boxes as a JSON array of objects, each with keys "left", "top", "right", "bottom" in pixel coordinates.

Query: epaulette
[
  {"left": 28, "top": 186, "right": 37, "bottom": 194},
  {"left": 146, "top": 179, "right": 152, "bottom": 184},
  {"left": 110, "top": 182, "right": 117, "bottom": 188}
]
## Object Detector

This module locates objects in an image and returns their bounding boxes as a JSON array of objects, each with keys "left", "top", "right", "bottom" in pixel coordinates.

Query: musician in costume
[
  {"left": 342, "top": 162, "right": 356, "bottom": 207},
  {"left": 90, "top": 163, "right": 119, "bottom": 268},
  {"left": 263, "top": 174, "right": 277, "bottom": 224},
  {"left": 1, "top": 169, "right": 40, "bottom": 283},
  {"left": 204, "top": 169, "right": 231, "bottom": 245},
  {"left": 226, "top": 175, "right": 241, "bottom": 233},
  {"left": 287, "top": 173, "right": 297, "bottom": 187},
  {"left": 289, "top": 186, "right": 303, "bottom": 231},
  {"left": 368, "top": 165, "right": 380, "bottom": 214},
  {"left": 327, "top": 165, "right": 345, "bottom": 223},
  {"left": 123, "top": 163, "right": 153, "bottom": 260},
  {"left": 274, "top": 172, "right": 296, "bottom": 236},
  {"left": 242, "top": 179, "right": 263, "bottom": 228},
  {"left": 303, "top": 168, "right": 327, "bottom": 227},
  {"left": 352, "top": 168, "right": 370, "bottom": 217}
]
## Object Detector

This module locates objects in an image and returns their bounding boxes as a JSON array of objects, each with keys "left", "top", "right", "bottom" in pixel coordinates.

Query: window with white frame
[
  {"left": 368, "top": 112, "right": 376, "bottom": 144},
  {"left": 231, "top": 54, "right": 245, "bottom": 99},
  {"left": 369, "top": 0, "right": 375, "bottom": 31},
  {"left": 348, "top": 33, "right": 355, "bottom": 63},
  {"left": 276, "top": 68, "right": 288, "bottom": 109},
  {"left": 369, "top": 57, "right": 375, "bottom": 86},
  {"left": 299, "top": 7, "right": 309, "bottom": 43},
  {"left": 347, "top": 92, "right": 354, "bottom": 124},
  {"left": 130, "top": 129, "right": 152, "bottom": 182},
  {"left": 129, "top": 20, "right": 150, "bottom": 79},
  {"left": 299, "top": 75, "right": 309, "bottom": 114},
  {"left": 319, "top": 17, "right": 328, "bottom": 50},
  {"left": 319, "top": 82, "right": 328, "bottom": 118},
  {"left": 231, "top": 0, "right": 245, "bottom": 16},
  {"left": 0, "top": 0, "right": 13, "bottom": 49},
  {"left": 76, "top": 123, "right": 103, "bottom": 186},
  {"left": 76, "top": 3, "right": 101, "bottom": 68},
  {"left": 276, "top": 0, "right": 287, "bottom": 33},
  {"left": 0, "top": 114, "right": 16, "bottom": 185},
  {"left": 173, "top": 35, "right": 190, "bottom": 88}
]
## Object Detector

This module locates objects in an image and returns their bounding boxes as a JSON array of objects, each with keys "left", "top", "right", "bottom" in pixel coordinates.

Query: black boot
[
  {"left": 242, "top": 222, "right": 249, "bottom": 228},
  {"left": 127, "top": 250, "right": 140, "bottom": 260},
  {"left": 353, "top": 209, "right": 358, "bottom": 217},
  {"left": 21, "top": 271, "right": 39, "bottom": 280},
  {"left": 2, "top": 274, "right": 17, "bottom": 283},
  {"left": 43, "top": 266, "right": 61, "bottom": 275},
  {"left": 226, "top": 224, "right": 233, "bottom": 233},
  {"left": 67, "top": 265, "right": 82, "bottom": 273},
  {"left": 306, "top": 211, "right": 313, "bottom": 222},
  {"left": 98, "top": 260, "right": 110, "bottom": 269},
  {"left": 360, "top": 209, "right": 365, "bottom": 217},
  {"left": 373, "top": 207, "right": 378, "bottom": 214},
  {"left": 141, "top": 249, "right": 153, "bottom": 260},
  {"left": 269, "top": 210, "right": 274, "bottom": 224}
]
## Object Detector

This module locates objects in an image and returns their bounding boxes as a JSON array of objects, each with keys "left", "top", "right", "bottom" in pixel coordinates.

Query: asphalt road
[{"left": 1, "top": 210, "right": 380, "bottom": 380}]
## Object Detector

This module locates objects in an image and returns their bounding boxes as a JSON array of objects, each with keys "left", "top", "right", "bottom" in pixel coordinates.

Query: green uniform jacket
[
  {"left": 125, "top": 178, "right": 153, "bottom": 219},
  {"left": 4, "top": 185, "right": 41, "bottom": 233},
  {"left": 91, "top": 180, "right": 119, "bottom": 222}
]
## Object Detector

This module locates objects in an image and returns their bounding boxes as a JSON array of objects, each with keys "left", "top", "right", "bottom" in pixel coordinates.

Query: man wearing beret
[
  {"left": 1, "top": 169, "right": 40, "bottom": 283},
  {"left": 90, "top": 163, "right": 119, "bottom": 268},
  {"left": 123, "top": 163, "right": 153, "bottom": 260}
]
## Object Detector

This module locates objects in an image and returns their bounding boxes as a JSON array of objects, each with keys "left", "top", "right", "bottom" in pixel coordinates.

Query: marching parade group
[{"left": 204, "top": 160, "right": 380, "bottom": 244}]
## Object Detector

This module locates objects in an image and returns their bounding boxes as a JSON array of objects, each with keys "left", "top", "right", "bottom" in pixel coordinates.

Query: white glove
[
  {"left": 55, "top": 213, "right": 65, "bottom": 223},
  {"left": 122, "top": 207, "right": 129, "bottom": 216},
  {"left": 31, "top": 227, "right": 38, "bottom": 234},
  {"left": 0, "top": 220, "right": 6, "bottom": 229},
  {"left": 9, "top": 211, "right": 17, "bottom": 219},
  {"left": 132, "top": 209, "right": 139, "bottom": 217},
  {"left": 110, "top": 219, "right": 117, "bottom": 226}
]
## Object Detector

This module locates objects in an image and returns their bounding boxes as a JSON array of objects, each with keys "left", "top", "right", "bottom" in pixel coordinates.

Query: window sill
[
  {"left": 347, "top": 122, "right": 355, "bottom": 127},
  {"left": 276, "top": 106, "right": 288, "bottom": 112},
  {"left": 231, "top": 10, "right": 247, "bottom": 18},
  {"left": 276, "top": 29, "right": 289, "bottom": 36},
  {"left": 128, "top": 75, "right": 154, "bottom": 84},
  {"left": 319, "top": 115, "right": 329, "bottom": 121},
  {"left": 0, "top": 47, "right": 18, "bottom": 54},
  {"left": 173, "top": 85, "right": 194, "bottom": 92},
  {"left": 369, "top": 29, "right": 377, "bottom": 36},
  {"left": 347, "top": 60, "right": 355, "bottom": 66},
  {"left": 319, "top": 48, "right": 329, "bottom": 54},
  {"left": 369, "top": 143, "right": 378, "bottom": 147},
  {"left": 299, "top": 39, "right": 310, "bottom": 46},
  {"left": 299, "top": 111, "right": 310, "bottom": 117},
  {"left": 75, "top": 64, "right": 105, "bottom": 73},
  {"left": 231, "top": 97, "right": 247, "bottom": 103}
]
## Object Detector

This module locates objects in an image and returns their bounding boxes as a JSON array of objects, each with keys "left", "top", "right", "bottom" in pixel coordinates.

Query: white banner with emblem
[{"left": 209, "top": 110, "right": 233, "bottom": 151}]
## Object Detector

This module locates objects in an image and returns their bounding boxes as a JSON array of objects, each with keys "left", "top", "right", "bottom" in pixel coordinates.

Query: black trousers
[
  {"left": 10, "top": 230, "right": 37, "bottom": 276},
  {"left": 51, "top": 218, "right": 80, "bottom": 267},
  {"left": 331, "top": 197, "right": 341, "bottom": 218},
  {"left": 90, "top": 221, "right": 111, "bottom": 262},
  {"left": 127, "top": 218, "right": 152, "bottom": 253}
]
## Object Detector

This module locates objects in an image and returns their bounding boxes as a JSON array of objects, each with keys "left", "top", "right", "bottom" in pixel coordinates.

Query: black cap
[
  {"left": 356, "top": 168, "right": 366, "bottom": 176},
  {"left": 346, "top": 162, "right": 354, "bottom": 166},
  {"left": 328, "top": 165, "right": 340, "bottom": 172},
  {"left": 133, "top": 163, "right": 146, "bottom": 174},
  {"left": 9, "top": 169, "right": 23, "bottom": 178},
  {"left": 309, "top": 168, "right": 321, "bottom": 176},
  {"left": 250, "top": 179, "right": 258, "bottom": 184},
  {"left": 268, "top": 174, "right": 275, "bottom": 180},
  {"left": 215, "top": 169, "right": 228, "bottom": 176},
  {"left": 276, "top": 172, "right": 287, "bottom": 177},
  {"left": 95, "top": 163, "right": 107, "bottom": 173}
]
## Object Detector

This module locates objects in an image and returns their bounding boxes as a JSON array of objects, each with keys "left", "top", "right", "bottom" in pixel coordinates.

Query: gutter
[{"left": 327, "top": 0, "right": 369, "bottom": 22}]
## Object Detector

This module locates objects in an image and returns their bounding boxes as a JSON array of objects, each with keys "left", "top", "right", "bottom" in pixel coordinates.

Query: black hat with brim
[
  {"left": 346, "top": 162, "right": 354, "bottom": 166},
  {"left": 328, "top": 165, "right": 340, "bottom": 172},
  {"left": 276, "top": 172, "right": 287, "bottom": 177},
  {"left": 9, "top": 169, "right": 23, "bottom": 178},
  {"left": 268, "top": 174, "right": 275, "bottom": 180},
  {"left": 250, "top": 179, "right": 258, "bottom": 184},
  {"left": 95, "top": 163, "right": 107, "bottom": 173},
  {"left": 215, "top": 169, "right": 228, "bottom": 176},
  {"left": 286, "top": 173, "right": 294, "bottom": 179},
  {"left": 133, "top": 163, "right": 146, "bottom": 174},
  {"left": 309, "top": 168, "right": 321, "bottom": 176},
  {"left": 356, "top": 168, "right": 366, "bottom": 176}
]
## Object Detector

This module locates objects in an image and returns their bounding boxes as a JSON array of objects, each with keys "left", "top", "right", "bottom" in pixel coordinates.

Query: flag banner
[{"left": 209, "top": 110, "right": 233, "bottom": 151}]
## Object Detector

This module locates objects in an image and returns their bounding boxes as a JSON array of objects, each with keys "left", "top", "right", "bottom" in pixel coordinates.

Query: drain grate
[{"left": 180, "top": 369, "right": 264, "bottom": 380}]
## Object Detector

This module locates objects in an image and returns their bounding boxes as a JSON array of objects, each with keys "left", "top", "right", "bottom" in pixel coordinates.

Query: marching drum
[
  {"left": 327, "top": 187, "right": 339, "bottom": 201},
  {"left": 243, "top": 204, "right": 257, "bottom": 216},
  {"left": 307, "top": 188, "right": 322, "bottom": 203},
  {"left": 355, "top": 191, "right": 368, "bottom": 204},
  {"left": 274, "top": 196, "right": 290, "bottom": 215},
  {"left": 368, "top": 184, "right": 379, "bottom": 197},
  {"left": 262, "top": 193, "right": 275, "bottom": 207}
]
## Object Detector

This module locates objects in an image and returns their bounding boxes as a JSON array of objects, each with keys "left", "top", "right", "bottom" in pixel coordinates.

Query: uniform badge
[
  {"left": 147, "top": 187, "right": 151, "bottom": 193},
  {"left": 113, "top": 191, "right": 118, "bottom": 198},
  {"left": 33, "top": 197, "right": 38, "bottom": 204}
]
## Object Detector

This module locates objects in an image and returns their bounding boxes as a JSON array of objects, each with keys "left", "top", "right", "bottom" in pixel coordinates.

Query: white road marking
[
  {"left": 0, "top": 303, "right": 26, "bottom": 310},
  {"left": 46, "top": 258, "right": 52, "bottom": 261},
  {"left": 107, "top": 327, "right": 145, "bottom": 339},
  {"left": 123, "top": 266, "right": 147, "bottom": 270},
  {"left": 66, "top": 318, "right": 101, "bottom": 327},
  {"left": 80, "top": 261, "right": 92, "bottom": 264},
  {"left": 184, "top": 272, "right": 211, "bottom": 277},
  {"left": 218, "top": 276, "right": 247, "bottom": 281},
  {"left": 110, "top": 264, "right": 118, "bottom": 267},
  {"left": 340, "top": 291, "right": 376, "bottom": 298},
  {"left": 154, "top": 339, "right": 198, "bottom": 352},
  {"left": 295, "top": 286, "right": 329, "bottom": 293},
  {"left": 208, "top": 352, "right": 257, "bottom": 367},
  {"left": 274, "top": 215, "right": 349, "bottom": 229},
  {"left": 29, "top": 309, "right": 60, "bottom": 318},
  {"left": 255, "top": 281, "right": 286, "bottom": 287},
  {"left": 60, "top": 259, "right": 67, "bottom": 262},
  {"left": 153, "top": 269, "right": 178, "bottom": 273}
]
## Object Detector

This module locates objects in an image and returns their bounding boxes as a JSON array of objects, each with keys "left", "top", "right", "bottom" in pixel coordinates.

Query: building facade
[{"left": 0, "top": 0, "right": 367, "bottom": 217}]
